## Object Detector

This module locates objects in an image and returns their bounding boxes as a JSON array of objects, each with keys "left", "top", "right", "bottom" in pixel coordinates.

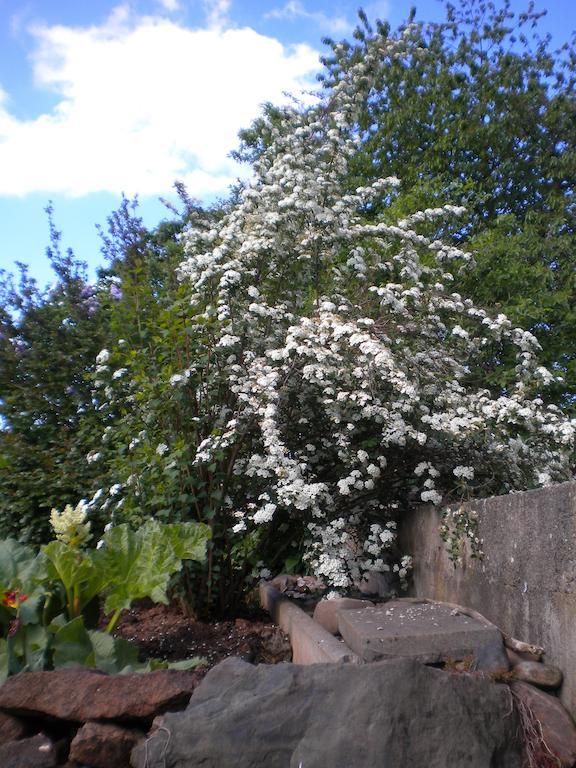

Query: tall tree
[
  {"left": 0, "top": 209, "right": 110, "bottom": 543},
  {"left": 238, "top": 0, "right": 576, "bottom": 406}
]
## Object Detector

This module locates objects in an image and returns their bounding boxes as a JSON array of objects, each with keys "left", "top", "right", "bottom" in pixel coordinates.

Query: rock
[
  {"left": 511, "top": 661, "right": 563, "bottom": 690},
  {"left": 474, "top": 636, "right": 510, "bottom": 673},
  {"left": 268, "top": 574, "right": 297, "bottom": 593},
  {"left": 0, "top": 733, "right": 58, "bottom": 768},
  {"left": 506, "top": 647, "right": 543, "bottom": 666},
  {"left": 267, "top": 574, "right": 324, "bottom": 596},
  {"left": 131, "top": 656, "right": 522, "bottom": 768},
  {"left": 358, "top": 570, "right": 399, "bottom": 598},
  {"left": 312, "top": 597, "right": 374, "bottom": 635},
  {"left": 511, "top": 682, "right": 576, "bottom": 767},
  {"left": 0, "top": 668, "right": 202, "bottom": 723},
  {"left": 70, "top": 722, "right": 145, "bottom": 768},
  {"left": 0, "top": 709, "right": 28, "bottom": 744}
]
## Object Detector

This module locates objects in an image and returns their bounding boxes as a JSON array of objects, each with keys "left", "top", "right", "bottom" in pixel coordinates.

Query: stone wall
[{"left": 400, "top": 480, "right": 576, "bottom": 715}]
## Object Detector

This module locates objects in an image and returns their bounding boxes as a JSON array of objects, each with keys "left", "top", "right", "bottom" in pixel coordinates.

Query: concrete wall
[{"left": 400, "top": 481, "right": 576, "bottom": 715}]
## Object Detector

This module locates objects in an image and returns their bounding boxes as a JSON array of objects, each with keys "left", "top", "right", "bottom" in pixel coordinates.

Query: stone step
[{"left": 338, "top": 600, "right": 503, "bottom": 664}]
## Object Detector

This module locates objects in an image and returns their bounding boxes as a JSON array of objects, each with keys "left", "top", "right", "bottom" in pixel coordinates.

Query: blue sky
[{"left": 1, "top": 0, "right": 575, "bottom": 286}]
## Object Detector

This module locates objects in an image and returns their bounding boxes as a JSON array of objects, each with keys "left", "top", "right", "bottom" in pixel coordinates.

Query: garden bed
[{"left": 108, "top": 601, "right": 292, "bottom": 672}]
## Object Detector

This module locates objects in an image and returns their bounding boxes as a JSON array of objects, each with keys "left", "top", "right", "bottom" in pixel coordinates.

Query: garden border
[{"left": 259, "top": 582, "right": 361, "bottom": 665}]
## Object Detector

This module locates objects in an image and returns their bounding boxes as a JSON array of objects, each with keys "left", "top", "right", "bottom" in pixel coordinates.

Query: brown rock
[
  {"left": 0, "top": 733, "right": 58, "bottom": 768},
  {"left": 268, "top": 574, "right": 298, "bottom": 593},
  {"left": 511, "top": 661, "right": 563, "bottom": 690},
  {"left": 511, "top": 682, "right": 576, "bottom": 767},
  {"left": 313, "top": 598, "right": 374, "bottom": 635},
  {"left": 0, "top": 709, "right": 28, "bottom": 744},
  {"left": 0, "top": 668, "right": 202, "bottom": 723},
  {"left": 70, "top": 721, "right": 144, "bottom": 768},
  {"left": 506, "top": 647, "right": 543, "bottom": 666}
]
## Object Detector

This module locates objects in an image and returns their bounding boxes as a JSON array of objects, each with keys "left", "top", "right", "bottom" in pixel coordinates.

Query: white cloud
[
  {"left": 265, "top": 1, "right": 351, "bottom": 37},
  {"left": 157, "top": 0, "right": 181, "bottom": 12},
  {"left": 266, "top": 0, "right": 391, "bottom": 37},
  {"left": 203, "top": 0, "right": 231, "bottom": 28},
  {"left": 0, "top": 5, "right": 320, "bottom": 199}
]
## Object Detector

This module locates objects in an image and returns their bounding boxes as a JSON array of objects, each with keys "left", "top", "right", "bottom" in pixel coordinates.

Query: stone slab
[{"left": 338, "top": 599, "right": 502, "bottom": 663}]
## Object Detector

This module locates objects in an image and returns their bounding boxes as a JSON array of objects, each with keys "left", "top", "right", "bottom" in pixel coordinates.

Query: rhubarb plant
[{"left": 0, "top": 516, "right": 210, "bottom": 678}]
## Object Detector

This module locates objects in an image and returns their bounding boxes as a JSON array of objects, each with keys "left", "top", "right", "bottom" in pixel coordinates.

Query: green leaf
[
  {"left": 0, "top": 639, "right": 9, "bottom": 683},
  {"left": 88, "top": 630, "right": 140, "bottom": 673},
  {"left": 163, "top": 522, "right": 211, "bottom": 563},
  {"left": 0, "top": 539, "right": 42, "bottom": 593},
  {"left": 165, "top": 657, "right": 206, "bottom": 671},
  {"left": 42, "top": 542, "right": 106, "bottom": 616},
  {"left": 17, "top": 591, "right": 44, "bottom": 627},
  {"left": 133, "top": 656, "right": 206, "bottom": 673},
  {"left": 95, "top": 523, "right": 179, "bottom": 615},
  {"left": 52, "top": 617, "right": 95, "bottom": 668},
  {"left": 13, "top": 624, "right": 51, "bottom": 672},
  {"left": 95, "top": 520, "right": 210, "bottom": 618}
]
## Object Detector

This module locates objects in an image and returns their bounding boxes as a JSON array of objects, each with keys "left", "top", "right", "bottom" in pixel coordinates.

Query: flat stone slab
[{"left": 338, "top": 600, "right": 502, "bottom": 663}]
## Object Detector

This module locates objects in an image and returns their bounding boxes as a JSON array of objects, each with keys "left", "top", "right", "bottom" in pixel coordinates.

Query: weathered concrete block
[
  {"left": 400, "top": 481, "right": 576, "bottom": 715},
  {"left": 338, "top": 600, "right": 502, "bottom": 663}
]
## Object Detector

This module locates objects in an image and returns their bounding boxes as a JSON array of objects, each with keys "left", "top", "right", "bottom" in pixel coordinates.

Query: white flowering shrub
[{"left": 170, "top": 25, "right": 575, "bottom": 593}]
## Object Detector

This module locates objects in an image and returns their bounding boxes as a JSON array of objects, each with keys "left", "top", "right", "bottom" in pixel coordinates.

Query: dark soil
[{"left": 110, "top": 602, "right": 292, "bottom": 674}]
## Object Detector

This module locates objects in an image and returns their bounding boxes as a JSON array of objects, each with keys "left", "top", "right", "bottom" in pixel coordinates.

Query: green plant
[
  {"left": 94, "top": 519, "right": 211, "bottom": 632},
  {"left": 0, "top": 517, "right": 210, "bottom": 679}
]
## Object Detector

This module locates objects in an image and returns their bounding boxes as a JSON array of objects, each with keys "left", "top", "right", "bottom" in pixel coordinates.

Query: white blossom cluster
[
  {"left": 112, "top": 26, "right": 576, "bottom": 590},
  {"left": 50, "top": 501, "right": 91, "bottom": 547}
]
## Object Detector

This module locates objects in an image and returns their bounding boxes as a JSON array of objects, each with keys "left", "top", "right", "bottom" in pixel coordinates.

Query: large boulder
[
  {"left": 0, "top": 668, "right": 202, "bottom": 723},
  {"left": 131, "top": 657, "right": 522, "bottom": 768}
]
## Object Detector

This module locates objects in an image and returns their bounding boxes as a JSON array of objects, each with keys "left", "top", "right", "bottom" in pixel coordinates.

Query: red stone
[
  {"left": 0, "top": 668, "right": 202, "bottom": 722},
  {"left": 313, "top": 597, "right": 374, "bottom": 635},
  {"left": 70, "top": 721, "right": 144, "bottom": 768},
  {"left": 0, "top": 709, "right": 28, "bottom": 744},
  {"left": 512, "top": 682, "right": 576, "bottom": 767}
]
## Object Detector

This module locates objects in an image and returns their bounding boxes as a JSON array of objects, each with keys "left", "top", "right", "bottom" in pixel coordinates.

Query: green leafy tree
[
  {"left": 0, "top": 209, "right": 111, "bottom": 543},
  {"left": 85, "top": 197, "right": 247, "bottom": 615},
  {"left": 237, "top": 0, "right": 576, "bottom": 407}
]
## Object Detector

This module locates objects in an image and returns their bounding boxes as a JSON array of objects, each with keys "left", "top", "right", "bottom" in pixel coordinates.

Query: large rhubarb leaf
[
  {"left": 41, "top": 541, "right": 106, "bottom": 618},
  {"left": 162, "top": 522, "right": 211, "bottom": 563},
  {"left": 94, "top": 520, "right": 210, "bottom": 617}
]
